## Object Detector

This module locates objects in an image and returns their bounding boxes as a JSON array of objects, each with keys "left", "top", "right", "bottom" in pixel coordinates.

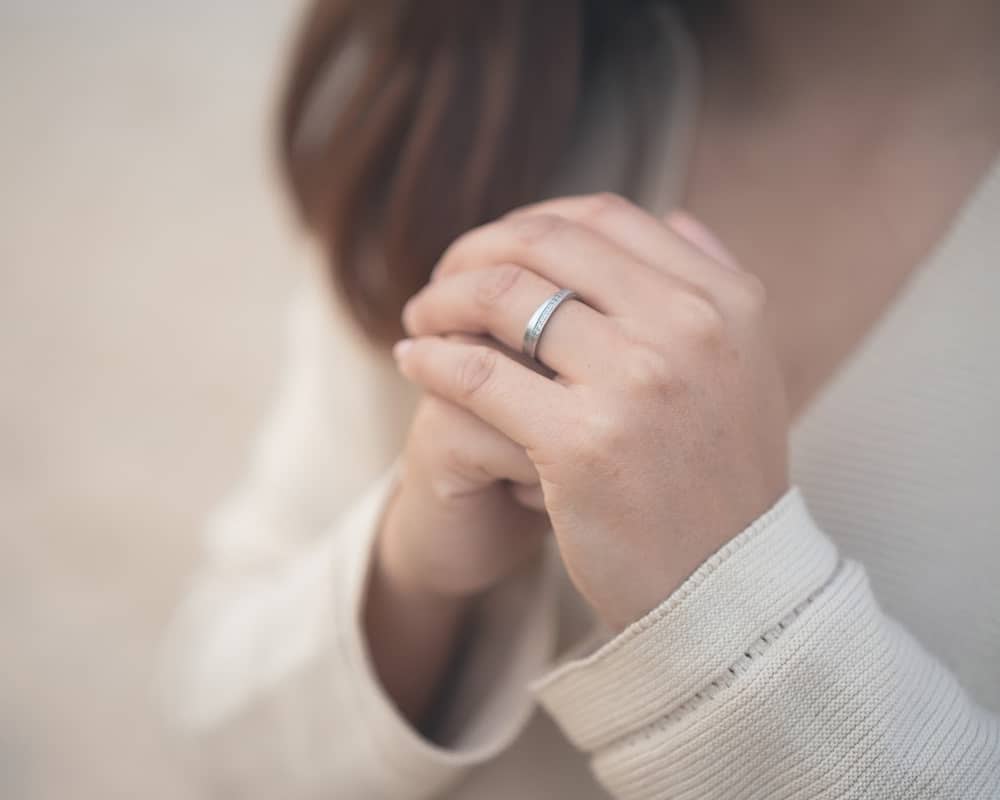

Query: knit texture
[
  {"left": 533, "top": 495, "right": 1000, "bottom": 799},
  {"left": 157, "top": 11, "right": 1000, "bottom": 799},
  {"left": 158, "top": 160, "right": 1000, "bottom": 799}
]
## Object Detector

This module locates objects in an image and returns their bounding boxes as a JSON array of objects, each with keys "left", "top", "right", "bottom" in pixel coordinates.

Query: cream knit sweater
[{"left": 159, "top": 13, "right": 1000, "bottom": 800}]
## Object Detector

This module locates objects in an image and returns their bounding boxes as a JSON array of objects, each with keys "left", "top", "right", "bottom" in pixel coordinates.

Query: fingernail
[{"left": 392, "top": 338, "right": 413, "bottom": 361}]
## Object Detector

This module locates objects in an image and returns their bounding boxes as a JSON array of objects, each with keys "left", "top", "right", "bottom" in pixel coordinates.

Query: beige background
[{"left": 1, "top": 3, "right": 312, "bottom": 797}]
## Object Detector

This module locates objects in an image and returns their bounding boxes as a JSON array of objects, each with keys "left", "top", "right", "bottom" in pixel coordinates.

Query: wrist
[
  {"left": 365, "top": 488, "right": 475, "bottom": 729},
  {"left": 376, "top": 485, "right": 477, "bottom": 609}
]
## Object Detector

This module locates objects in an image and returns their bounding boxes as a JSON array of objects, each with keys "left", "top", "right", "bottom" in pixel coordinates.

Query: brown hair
[{"left": 278, "top": 0, "right": 669, "bottom": 347}]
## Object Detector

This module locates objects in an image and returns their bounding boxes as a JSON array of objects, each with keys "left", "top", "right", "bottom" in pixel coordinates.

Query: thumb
[{"left": 666, "top": 210, "right": 741, "bottom": 271}]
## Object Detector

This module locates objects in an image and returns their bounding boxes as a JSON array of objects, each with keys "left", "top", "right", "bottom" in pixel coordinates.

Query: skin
[
  {"left": 366, "top": 214, "right": 733, "bottom": 725},
  {"left": 365, "top": 0, "right": 1000, "bottom": 731},
  {"left": 399, "top": 196, "right": 790, "bottom": 629},
  {"left": 366, "top": 392, "right": 549, "bottom": 723}
]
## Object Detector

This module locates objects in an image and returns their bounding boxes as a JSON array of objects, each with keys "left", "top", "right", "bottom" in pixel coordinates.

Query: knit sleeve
[
  {"left": 531, "top": 488, "right": 1000, "bottom": 799},
  {"left": 157, "top": 287, "right": 560, "bottom": 799}
]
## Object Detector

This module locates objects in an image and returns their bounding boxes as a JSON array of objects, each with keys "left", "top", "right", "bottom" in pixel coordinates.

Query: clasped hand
[{"left": 395, "top": 193, "right": 789, "bottom": 630}]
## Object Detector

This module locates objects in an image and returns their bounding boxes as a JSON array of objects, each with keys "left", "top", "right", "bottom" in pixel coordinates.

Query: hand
[
  {"left": 368, "top": 379, "right": 549, "bottom": 726},
  {"left": 379, "top": 381, "right": 549, "bottom": 600},
  {"left": 394, "top": 194, "right": 790, "bottom": 630}
]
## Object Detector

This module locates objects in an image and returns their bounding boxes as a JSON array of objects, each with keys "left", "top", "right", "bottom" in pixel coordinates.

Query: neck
[{"left": 698, "top": 0, "right": 1000, "bottom": 116}]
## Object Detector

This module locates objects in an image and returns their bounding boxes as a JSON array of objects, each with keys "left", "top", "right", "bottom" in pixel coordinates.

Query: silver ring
[{"left": 522, "top": 289, "right": 579, "bottom": 362}]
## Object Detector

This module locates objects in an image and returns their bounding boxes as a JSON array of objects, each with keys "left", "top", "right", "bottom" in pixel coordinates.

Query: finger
[
  {"left": 430, "top": 394, "right": 547, "bottom": 510},
  {"left": 404, "top": 264, "right": 621, "bottom": 382},
  {"left": 506, "top": 193, "right": 743, "bottom": 297},
  {"left": 444, "top": 332, "right": 546, "bottom": 377},
  {"left": 433, "top": 212, "right": 667, "bottom": 316},
  {"left": 509, "top": 482, "right": 546, "bottom": 512},
  {"left": 394, "top": 337, "right": 567, "bottom": 449},
  {"left": 665, "top": 210, "right": 740, "bottom": 270},
  {"left": 424, "top": 396, "right": 540, "bottom": 488}
]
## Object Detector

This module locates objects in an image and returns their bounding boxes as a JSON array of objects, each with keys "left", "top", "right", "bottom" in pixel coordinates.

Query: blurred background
[{"left": 1, "top": 2, "right": 311, "bottom": 796}]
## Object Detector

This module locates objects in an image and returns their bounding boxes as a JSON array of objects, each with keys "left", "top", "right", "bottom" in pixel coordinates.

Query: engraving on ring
[{"left": 522, "top": 289, "right": 579, "bottom": 361}]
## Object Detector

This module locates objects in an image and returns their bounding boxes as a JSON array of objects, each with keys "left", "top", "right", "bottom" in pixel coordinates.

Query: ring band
[{"left": 522, "top": 289, "right": 579, "bottom": 362}]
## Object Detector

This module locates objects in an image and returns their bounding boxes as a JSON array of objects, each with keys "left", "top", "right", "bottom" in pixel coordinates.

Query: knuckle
[
  {"left": 669, "top": 291, "right": 725, "bottom": 345},
  {"left": 436, "top": 225, "right": 484, "bottom": 276},
  {"left": 416, "top": 396, "right": 458, "bottom": 435},
  {"left": 474, "top": 264, "right": 524, "bottom": 313},
  {"left": 456, "top": 347, "right": 498, "bottom": 399},
  {"left": 622, "top": 344, "right": 675, "bottom": 394},
  {"left": 572, "top": 408, "right": 630, "bottom": 464},
  {"left": 507, "top": 212, "right": 567, "bottom": 247},
  {"left": 733, "top": 272, "right": 769, "bottom": 314},
  {"left": 413, "top": 396, "right": 443, "bottom": 430},
  {"left": 583, "top": 191, "right": 629, "bottom": 220},
  {"left": 439, "top": 229, "right": 469, "bottom": 262},
  {"left": 427, "top": 465, "right": 474, "bottom": 502},
  {"left": 437, "top": 444, "right": 476, "bottom": 483}
]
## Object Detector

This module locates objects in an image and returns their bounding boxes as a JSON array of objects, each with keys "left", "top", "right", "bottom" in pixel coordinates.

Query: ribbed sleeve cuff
[
  {"left": 530, "top": 486, "right": 839, "bottom": 752},
  {"left": 334, "top": 468, "right": 561, "bottom": 791}
]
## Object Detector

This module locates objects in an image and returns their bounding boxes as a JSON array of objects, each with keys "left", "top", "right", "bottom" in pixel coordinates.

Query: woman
[{"left": 160, "top": 1, "right": 1000, "bottom": 797}]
